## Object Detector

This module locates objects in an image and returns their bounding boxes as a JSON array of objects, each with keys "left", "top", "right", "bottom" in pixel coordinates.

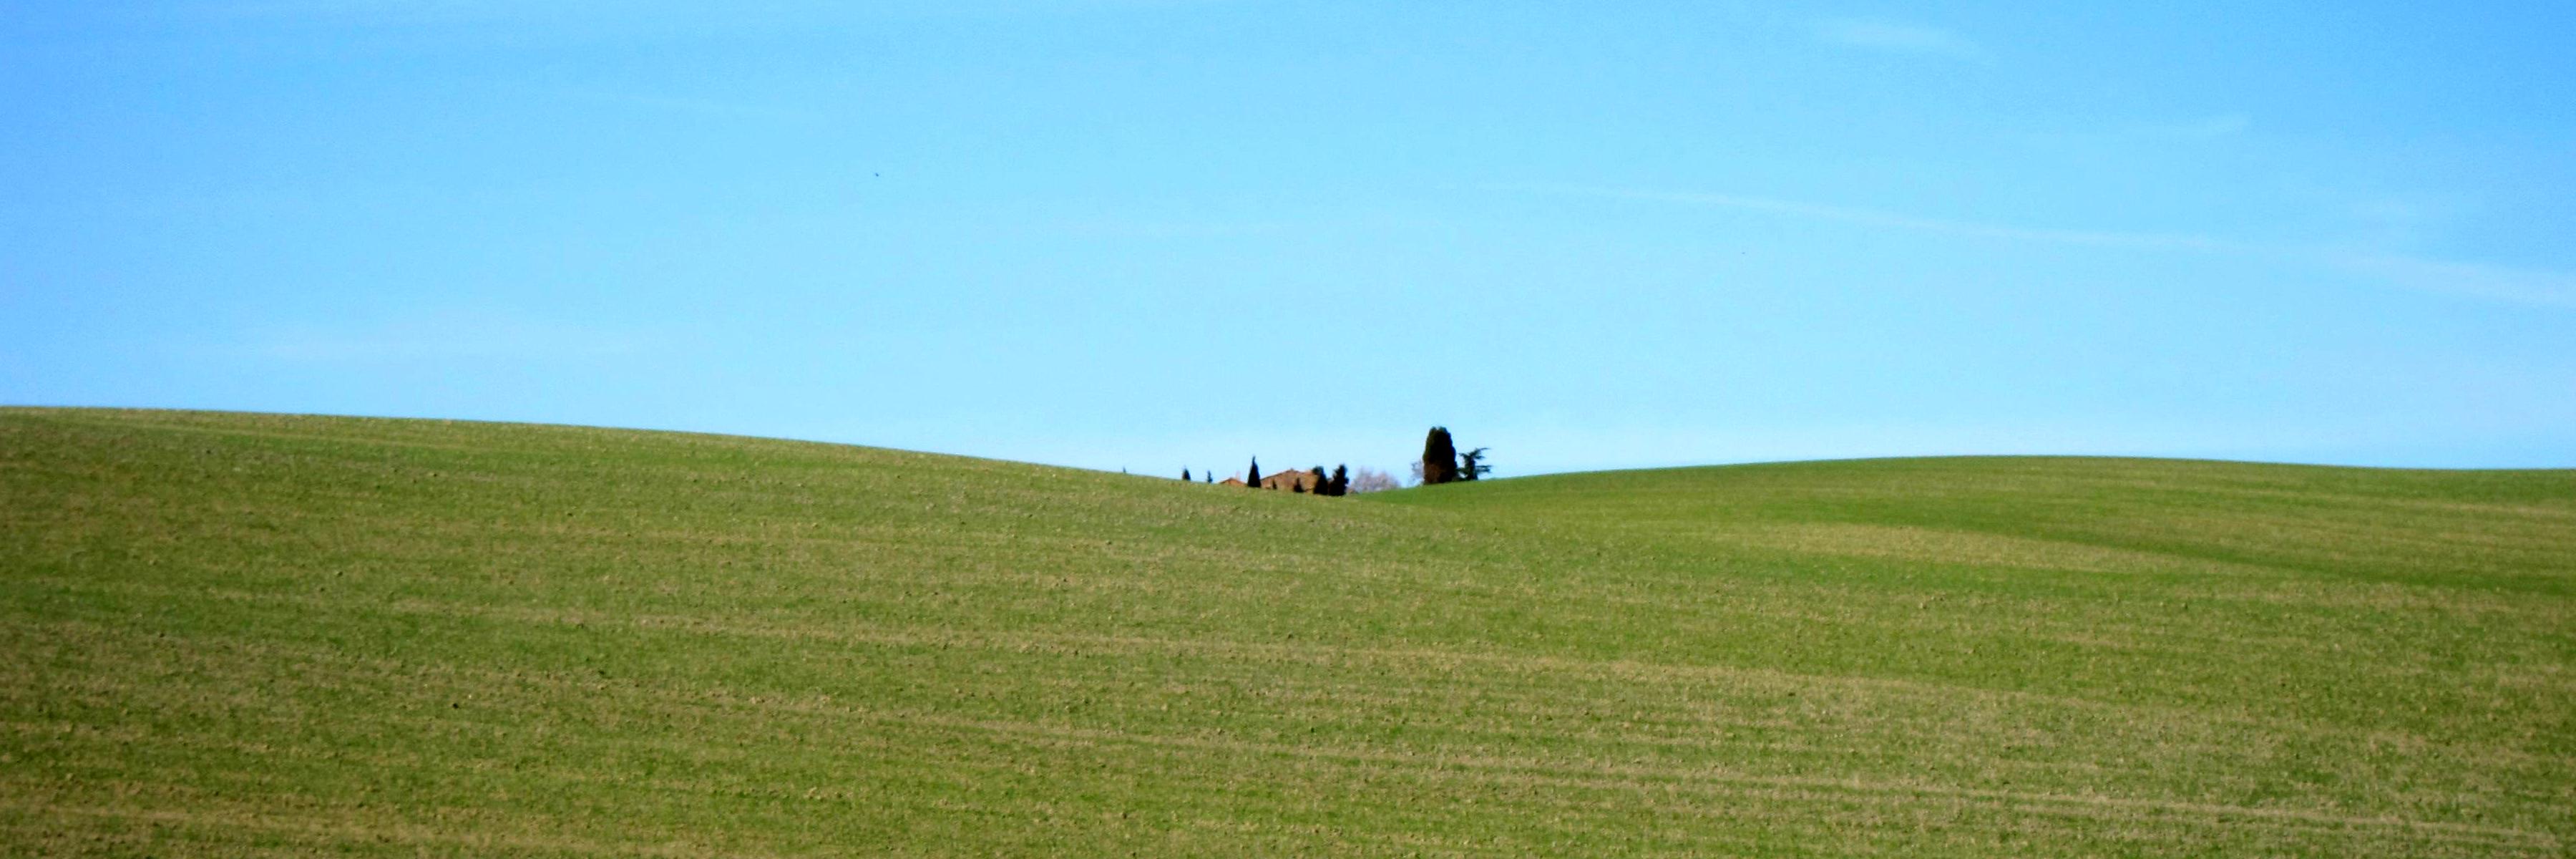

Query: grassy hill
[{"left": 4, "top": 407, "right": 2570, "bottom": 857}]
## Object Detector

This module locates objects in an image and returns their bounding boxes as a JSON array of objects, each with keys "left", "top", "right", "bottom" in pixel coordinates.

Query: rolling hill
[{"left": 3, "top": 407, "right": 2570, "bottom": 856}]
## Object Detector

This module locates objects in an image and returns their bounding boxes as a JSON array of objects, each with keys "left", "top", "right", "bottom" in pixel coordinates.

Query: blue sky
[{"left": 6, "top": 1, "right": 2573, "bottom": 477}]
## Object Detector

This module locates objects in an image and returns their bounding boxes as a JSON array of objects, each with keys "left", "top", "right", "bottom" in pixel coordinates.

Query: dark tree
[
  {"left": 1181, "top": 468, "right": 1191, "bottom": 482},
  {"left": 1205, "top": 472, "right": 1213, "bottom": 483},
  {"left": 1291, "top": 480, "right": 1305, "bottom": 493},
  {"left": 1460, "top": 447, "right": 1491, "bottom": 481},
  {"left": 1309, "top": 466, "right": 1326, "bottom": 494},
  {"left": 1246, "top": 457, "right": 1263, "bottom": 488},
  {"left": 1330, "top": 465, "right": 1350, "bottom": 496},
  {"left": 1421, "top": 427, "right": 1460, "bottom": 485}
]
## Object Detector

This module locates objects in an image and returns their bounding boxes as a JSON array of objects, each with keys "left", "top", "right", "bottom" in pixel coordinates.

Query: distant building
[
  {"left": 1216, "top": 469, "right": 1317, "bottom": 490},
  {"left": 1257, "top": 469, "right": 1319, "bottom": 492}
]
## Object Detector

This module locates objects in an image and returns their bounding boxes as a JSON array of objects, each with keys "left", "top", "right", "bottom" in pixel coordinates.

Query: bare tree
[{"left": 1350, "top": 467, "right": 1400, "bottom": 493}]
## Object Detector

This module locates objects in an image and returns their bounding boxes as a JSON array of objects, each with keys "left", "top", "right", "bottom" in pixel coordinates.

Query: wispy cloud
[
  {"left": 187, "top": 0, "right": 1236, "bottom": 27},
  {"left": 2325, "top": 253, "right": 2576, "bottom": 310},
  {"left": 233, "top": 314, "right": 649, "bottom": 361},
  {"left": 1508, "top": 183, "right": 2229, "bottom": 251},
  {"left": 190, "top": 0, "right": 563, "bottom": 26},
  {"left": 2007, "top": 114, "right": 2255, "bottom": 150},
  {"left": 2338, "top": 198, "right": 2463, "bottom": 248},
  {"left": 1053, "top": 219, "right": 1291, "bottom": 240},
  {"left": 1503, "top": 182, "right": 2576, "bottom": 310},
  {"left": 1815, "top": 18, "right": 1988, "bottom": 63},
  {"left": 535, "top": 86, "right": 821, "bottom": 123},
  {"left": 2136, "top": 114, "right": 2252, "bottom": 141}
]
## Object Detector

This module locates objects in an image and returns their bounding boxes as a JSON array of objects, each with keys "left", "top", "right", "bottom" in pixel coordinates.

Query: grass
[{"left": 2, "top": 407, "right": 2570, "bottom": 856}]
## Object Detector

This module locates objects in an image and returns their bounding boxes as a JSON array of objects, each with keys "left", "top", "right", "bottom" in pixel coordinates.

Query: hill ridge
[{"left": 4, "top": 407, "right": 2568, "bottom": 856}]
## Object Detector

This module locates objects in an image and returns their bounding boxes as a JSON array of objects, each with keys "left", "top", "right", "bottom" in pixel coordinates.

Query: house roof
[
  {"left": 1257, "top": 469, "right": 1316, "bottom": 487},
  {"left": 1221, "top": 469, "right": 1318, "bottom": 487}
]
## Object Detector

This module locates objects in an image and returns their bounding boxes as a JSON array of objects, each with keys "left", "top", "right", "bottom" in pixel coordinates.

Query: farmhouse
[{"left": 1257, "top": 469, "right": 1319, "bottom": 492}]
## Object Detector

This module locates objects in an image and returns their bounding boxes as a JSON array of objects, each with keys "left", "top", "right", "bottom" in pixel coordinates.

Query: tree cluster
[
  {"left": 1276, "top": 461, "right": 1352, "bottom": 496},
  {"left": 1418, "top": 427, "right": 1491, "bottom": 485},
  {"left": 1189, "top": 457, "right": 1354, "bottom": 496},
  {"left": 1177, "top": 429, "right": 1479, "bottom": 494}
]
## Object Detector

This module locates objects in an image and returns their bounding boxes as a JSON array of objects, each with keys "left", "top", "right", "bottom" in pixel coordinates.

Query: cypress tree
[
  {"left": 1330, "top": 465, "right": 1350, "bottom": 496},
  {"left": 1421, "top": 427, "right": 1459, "bottom": 485},
  {"left": 1309, "top": 466, "right": 1325, "bottom": 494},
  {"left": 1181, "top": 468, "right": 1191, "bottom": 482},
  {"left": 1246, "top": 457, "right": 1263, "bottom": 488}
]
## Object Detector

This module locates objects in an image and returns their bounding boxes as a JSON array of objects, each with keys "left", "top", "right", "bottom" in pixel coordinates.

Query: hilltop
[{"left": 3, "top": 407, "right": 2570, "bottom": 856}]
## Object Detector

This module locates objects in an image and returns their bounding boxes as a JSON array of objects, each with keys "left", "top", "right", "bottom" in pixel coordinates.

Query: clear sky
[{"left": 6, "top": 1, "right": 2574, "bottom": 478}]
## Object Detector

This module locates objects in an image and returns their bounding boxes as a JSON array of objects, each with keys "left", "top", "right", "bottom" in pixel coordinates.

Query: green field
[{"left": 4, "top": 407, "right": 2570, "bottom": 856}]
